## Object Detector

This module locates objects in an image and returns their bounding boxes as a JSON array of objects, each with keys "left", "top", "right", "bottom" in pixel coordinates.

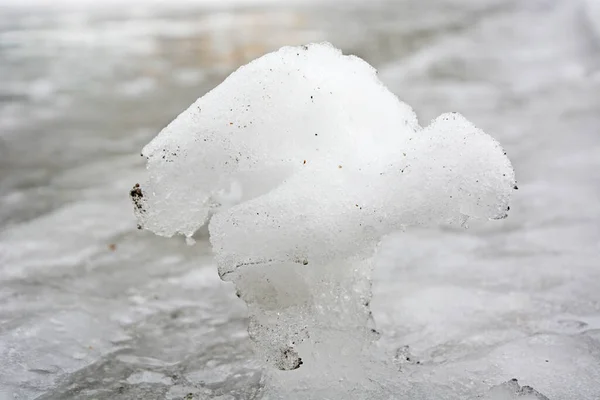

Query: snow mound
[{"left": 131, "top": 42, "right": 515, "bottom": 397}]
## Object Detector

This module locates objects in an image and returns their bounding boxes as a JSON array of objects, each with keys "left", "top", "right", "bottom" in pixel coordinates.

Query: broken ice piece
[
  {"left": 485, "top": 378, "right": 550, "bottom": 400},
  {"left": 131, "top": 42, "right": 515, "bottom": 396}
]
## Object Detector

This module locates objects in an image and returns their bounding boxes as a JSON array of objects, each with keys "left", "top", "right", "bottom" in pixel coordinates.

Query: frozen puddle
[{"left": 132, "top": 43, "right": 516, "bottom": 398}]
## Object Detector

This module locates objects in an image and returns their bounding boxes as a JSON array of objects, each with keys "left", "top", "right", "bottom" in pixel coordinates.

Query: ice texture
[
  {"left": 132, "top": 42, "right": 515, "bottom": 397},
  {"left": 484, "top": 379, "right": 550, "bottom": 400}
]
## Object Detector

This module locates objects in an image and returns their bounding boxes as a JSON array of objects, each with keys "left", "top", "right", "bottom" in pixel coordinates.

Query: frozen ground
[{"left": 0, "top": 0, "right": 599, "bottom": 399}]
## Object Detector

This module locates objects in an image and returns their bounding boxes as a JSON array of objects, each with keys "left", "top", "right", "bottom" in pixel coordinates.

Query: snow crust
[{"left": 132, "top": 42, "right": 515, "bottom": 397}]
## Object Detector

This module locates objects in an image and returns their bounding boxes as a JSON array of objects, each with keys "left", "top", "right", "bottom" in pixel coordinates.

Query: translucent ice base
[{"left": 132, "top": 42, "right": 515, "bottom": 396}]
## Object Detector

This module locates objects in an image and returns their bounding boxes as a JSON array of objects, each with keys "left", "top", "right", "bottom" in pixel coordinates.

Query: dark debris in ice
[
  {"left": 394, "top": 345, "right": 421, "bottom": 371},
  {"left": 130, "top": 183, "right": 147, "bottom": 214},
  {"left": 271, "top": 346, "right": 303, "bottom": 371}
]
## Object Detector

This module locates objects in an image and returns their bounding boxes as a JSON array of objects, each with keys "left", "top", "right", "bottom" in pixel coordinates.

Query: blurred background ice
[{"left": 0, "top": 0, "right": 599, "bottom": 399}]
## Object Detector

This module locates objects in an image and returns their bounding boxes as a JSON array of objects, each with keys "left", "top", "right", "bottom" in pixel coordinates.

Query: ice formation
[
  {"left": 131, "top": 43, "right": 515, "bottom": 398},
  {"left": 485, "top": 379, "right": 550, "bottom": 400}
]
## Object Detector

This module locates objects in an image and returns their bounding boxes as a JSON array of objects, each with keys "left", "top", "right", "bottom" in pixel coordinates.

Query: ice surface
[
  {"left": 3, "top": 0, "right": 598, "bottom": 398},
  {"left": 132, "top": 42, "right": 514, "bottom": 397}
]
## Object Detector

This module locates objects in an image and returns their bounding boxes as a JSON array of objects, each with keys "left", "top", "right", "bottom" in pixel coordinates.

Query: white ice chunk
[
  {"left": 131, "top": 42, "right": 515, "bottom": 398},
  {"left": 485, "top": 379, "right": 549, "bottom": 400}
]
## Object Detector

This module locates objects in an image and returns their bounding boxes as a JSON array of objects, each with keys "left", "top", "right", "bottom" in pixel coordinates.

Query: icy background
[{"left": 0, "top": 0, "right": 599, "bottom": 399}]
